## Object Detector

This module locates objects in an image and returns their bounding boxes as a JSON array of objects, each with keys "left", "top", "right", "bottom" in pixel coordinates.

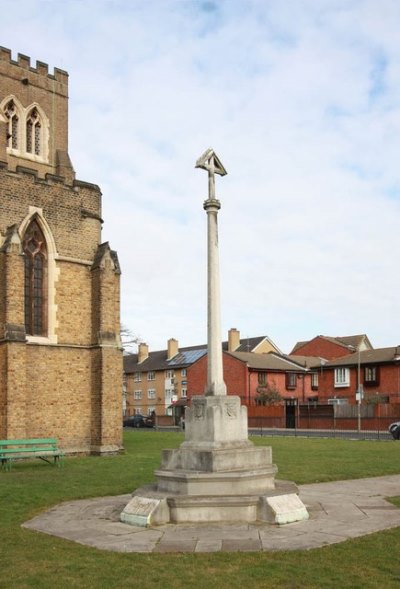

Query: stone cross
[{"left": 195, "top": 148, "right": 227, "bottom": 396}]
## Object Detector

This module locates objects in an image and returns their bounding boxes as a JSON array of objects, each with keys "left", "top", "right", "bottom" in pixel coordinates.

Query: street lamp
[{"left": 356, "top": 348, "right": 363, "bottom": 433}]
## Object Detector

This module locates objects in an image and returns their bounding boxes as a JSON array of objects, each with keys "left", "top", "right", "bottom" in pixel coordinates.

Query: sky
[{"left": 2, "top": 0, "right": 400, "bottom": 353}]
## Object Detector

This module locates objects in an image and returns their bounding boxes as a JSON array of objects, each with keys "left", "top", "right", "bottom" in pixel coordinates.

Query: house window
[
  {"left": 26, "top": 108, "right": 41, "bottom": 155},
  {"left": 334, "top": 368, "right": 350, "bottom": 387},
  {"left": 134, "top": 372, "right": 142, "bottom": 383},
  {"left": 147, "top": 371, "right": 155, "bottom": 381},
  {"left": 285, "top": 373, "right": 297, "bottom": 390},
  {"left": 182, "top": 388, "right": 187, "bottom": 398},
  {"left": 364, "top": 366, "right": 379, "bottom": 386},
  {"left": 148, "top": 389, "right": 156, "bottom": 399},
  {"left": 134, "top": 407, "right": 142, "bottom": 415},
  {"left": 23, "top": 219, "right": 47, "bottom": 336},
  {"left": 134, "top": 390, "right": 142, "bottom": 400},
  {"left": 258, "top": 372, "right": 267, "bottom": 385},
  {"left": 166, "top": 370, "right": 174, "bottom": 379},
  {"left": 148, "top": 406, "right": 155, "bottom": 415},
  {"left": 311, "top": 373, "right": 319, "bottom": 390},
  {"left": 181, "top": 368, "right": 187, "bottom": 377}
]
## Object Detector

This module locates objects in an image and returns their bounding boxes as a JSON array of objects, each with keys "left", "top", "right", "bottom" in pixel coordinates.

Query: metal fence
[{"left": 248, "top": 417, "right": 394, "bottom": 441}]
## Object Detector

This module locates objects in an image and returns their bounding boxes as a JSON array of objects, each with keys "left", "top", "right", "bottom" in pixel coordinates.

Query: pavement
[{"left": 22, "top": 475, "right": 400, "bottom": 553}]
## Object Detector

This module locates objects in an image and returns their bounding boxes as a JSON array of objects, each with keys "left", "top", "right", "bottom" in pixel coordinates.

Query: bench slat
[{"left": 0, "top": 438, "right": 58, "bottom": 446}]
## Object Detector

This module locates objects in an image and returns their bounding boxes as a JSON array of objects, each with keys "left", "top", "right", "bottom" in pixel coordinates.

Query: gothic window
[
  {"left": 26, "top": 108, "right": 41, "bottom": 155},
  {"left": 4, "top": 100, "right": 19, "bottom": 149},
  {"left": 23, "top": 219, "right": 48, "bottom": 336}
]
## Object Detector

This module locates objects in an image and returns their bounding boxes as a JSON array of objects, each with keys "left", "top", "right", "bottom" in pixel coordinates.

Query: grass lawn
[{"left": 0, "top": 431, "right": 399, "bottom": 589}]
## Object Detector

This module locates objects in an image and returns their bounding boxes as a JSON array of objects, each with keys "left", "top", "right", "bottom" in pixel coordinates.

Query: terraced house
[{"left": 123, "top": 328, "right": 281, "bottom": 419}]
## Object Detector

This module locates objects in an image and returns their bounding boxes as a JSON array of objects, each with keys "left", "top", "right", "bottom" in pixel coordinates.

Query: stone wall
[{"left": 0, "top": 48, "right": 122, "bottom": 454}]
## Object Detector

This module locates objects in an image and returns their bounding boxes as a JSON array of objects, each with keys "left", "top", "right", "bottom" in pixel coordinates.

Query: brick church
[{"left": 0, "top": 47, "right": 123, "bottom": 454}]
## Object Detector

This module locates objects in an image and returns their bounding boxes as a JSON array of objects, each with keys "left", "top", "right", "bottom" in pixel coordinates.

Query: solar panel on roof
[{"left": 167, "top": 349, "right": 206, "bottom": 365}]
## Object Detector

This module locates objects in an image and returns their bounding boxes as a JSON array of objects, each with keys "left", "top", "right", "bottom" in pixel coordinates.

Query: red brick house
[
  {"left": 187, "top": 351, "right": 323, "bottom": 405},
  {"left": 316, "top": 346, "right": 400, "bottom": 406},
  {"left": 291, "top": 334, "right": 373, "bottom": 360}
]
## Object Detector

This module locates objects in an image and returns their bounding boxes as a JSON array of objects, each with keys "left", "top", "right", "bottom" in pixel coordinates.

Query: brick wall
[
  {"left": 0, "top": 47, "right": 69, "bottom": 177},
  {"left": 187, "top": 352, "right": 248, "bottom": 399},
  {"left": 318, "top": 364, "right": 400, "bottom": 404},
  {"left": 292, "top": 337, "right": 355, "bottom": 360},
  {"left": 0, "top": 49, "right": 122, "bottom": 454},
  {"left": 188, "top": 353, "right": 319, "bottom": 404}
]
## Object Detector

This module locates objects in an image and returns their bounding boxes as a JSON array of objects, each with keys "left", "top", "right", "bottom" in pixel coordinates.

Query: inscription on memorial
[{"left": 125, "top": 497, "right": 159, "bottom": 516}]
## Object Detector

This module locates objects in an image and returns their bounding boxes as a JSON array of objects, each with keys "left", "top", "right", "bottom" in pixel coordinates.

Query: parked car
[
  {"left": 123, "top": 414, "right": 154, "bottom": 428},
  {"left": 388, "top": 422, "right": 400, "bottom": 440}
]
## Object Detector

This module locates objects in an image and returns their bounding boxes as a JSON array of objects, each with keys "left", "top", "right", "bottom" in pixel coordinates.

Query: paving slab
[{"left": 22, "top": 475, "right": 400, "bottom": 553}]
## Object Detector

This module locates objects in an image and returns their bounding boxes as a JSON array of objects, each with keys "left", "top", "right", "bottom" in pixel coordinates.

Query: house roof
[
  {"left": 324, "top": 347, "right": 400, "bottom": 367},
  {"left": 124, "top": 335, "right": 278, "bottom": 373},
  {"left": 334, "top": 334, "right": 373, "bottom": 350},
  {"left": 222, "top": 335, "right": 280, "bottom": 354},
  {"left": 227, "top": 351, "right": 309, "bottom": 372},
  {"left": 286, "top": 354, "right": 327, "bottom": 369},
  {"left": 123, "top": 345, "right": 207, "bottom": 373},
  {"left": 290, "top": 334, "right": 371, "bottom": 354}
]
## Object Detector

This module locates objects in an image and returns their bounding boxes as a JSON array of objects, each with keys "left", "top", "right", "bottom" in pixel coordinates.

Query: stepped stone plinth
[{"left": 120, "top": 396, "right": 308, "bottom": 526}]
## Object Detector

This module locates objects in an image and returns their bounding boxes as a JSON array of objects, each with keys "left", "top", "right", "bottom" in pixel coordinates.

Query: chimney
[
  {"left": 228, "top": 328, "right": 240, "bottom": 352},
  {"left": 167, "top": 338, "right": 179, "bottom": 360},
  {"left": 138, "top": 343, "right": 149, "bottom": 363}
]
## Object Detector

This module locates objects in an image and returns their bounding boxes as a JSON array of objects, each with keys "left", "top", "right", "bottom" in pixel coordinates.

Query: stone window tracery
[
  {"left": 4, "top": 100, "right": 19, "bottom": 149},
  {"left": 1, "top": 97, "right": 48, "bottom": 162},
  {"left": 26, "top": 108, "right": 42, "bottom": 155},
  {"left": 23, "top": 219, "right": 48, "bottom": 336}
]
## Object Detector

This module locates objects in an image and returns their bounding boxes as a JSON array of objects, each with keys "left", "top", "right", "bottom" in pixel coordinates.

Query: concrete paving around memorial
[{"left": 22, "top": 475, "right": 400, "bottom": 553}]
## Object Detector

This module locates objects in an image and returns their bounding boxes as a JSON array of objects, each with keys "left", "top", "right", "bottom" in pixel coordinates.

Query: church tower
[{"left": 0, "top": 47, "right": 122, "bottom": 454}]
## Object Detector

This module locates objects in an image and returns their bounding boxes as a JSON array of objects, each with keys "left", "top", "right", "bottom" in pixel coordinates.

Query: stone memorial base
[{"left": 121, "top": 396, "right": 309, "bottom": 527}]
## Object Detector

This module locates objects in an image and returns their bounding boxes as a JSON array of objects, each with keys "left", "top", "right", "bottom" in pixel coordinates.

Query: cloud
[{"left": 2, "top": 0, "right": 400, "bottom": 352}]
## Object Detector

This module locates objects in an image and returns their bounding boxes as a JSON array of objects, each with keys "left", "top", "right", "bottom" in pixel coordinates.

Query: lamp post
[
  {"left": 195, "top": 148, "right": 227, "bottom": 396},
  {"left": 356, "top": 349, "right": 363, "bottom": 433},
  {"left": 394, "top": 348, "right": 400, "bottom": 399}
]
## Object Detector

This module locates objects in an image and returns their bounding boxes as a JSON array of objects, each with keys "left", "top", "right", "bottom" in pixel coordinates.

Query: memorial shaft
[{"left": 204, "top": 195, "right": 226, "bottom": 395}]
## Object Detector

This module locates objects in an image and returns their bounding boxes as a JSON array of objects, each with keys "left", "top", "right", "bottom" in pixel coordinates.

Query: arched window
[
  {"left": 23, "top": 219, "right": 48, "bottom": 336},
  {"left": 26, "top": 108, "right": 41, "bottom": 156},
  {"left": 4, "top": 99, "right": 19, "bottom": 149}
]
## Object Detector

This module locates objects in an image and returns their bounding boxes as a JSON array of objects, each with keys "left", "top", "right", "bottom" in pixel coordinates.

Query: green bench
[{"left": 0, "top": 438, "right": 64, "bottom": 471}]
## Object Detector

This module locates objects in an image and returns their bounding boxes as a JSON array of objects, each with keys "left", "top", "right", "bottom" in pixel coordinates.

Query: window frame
[
  {"left": 334, "top": 367, "right": 350, "bottom": 388},
  {"left": 23, "top": 219, "right": 48, "bottom": 336},
  {"left": 364, "top": 365, "right": 379, "bottom": 386},
  {"left": 311, "top": 372, "right": 319, "bottom": 390},
  {"left": 258, "top": 372, "right": 267, "bottom": 385},
  {"left": 285, "top": 372, "right": 297, "bottom": 390},
  {"left": 2, "top": 97, "right": 49, "bottom": 163}
]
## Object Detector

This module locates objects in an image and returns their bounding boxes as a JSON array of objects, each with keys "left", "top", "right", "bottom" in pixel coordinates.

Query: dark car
[
  {"left": 389, "top": 422, "right": 400, "bottom": 440},
  {"left": 123, "top": 414, "right": 154, "bottom": 428}
]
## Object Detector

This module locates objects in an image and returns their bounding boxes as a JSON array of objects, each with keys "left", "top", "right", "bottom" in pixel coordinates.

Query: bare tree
[{"left": 120, "top": 324, "right": 142, "bottom": 354}]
